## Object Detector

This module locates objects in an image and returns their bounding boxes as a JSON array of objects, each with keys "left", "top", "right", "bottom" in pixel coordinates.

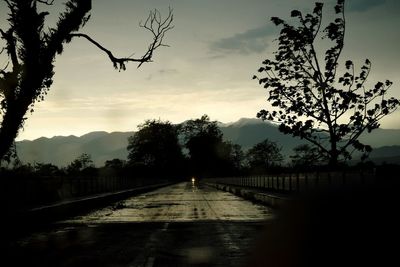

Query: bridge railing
[
  {"left": 1, "top": 175, "right": 167, "bottom": 212},
  {"left": 203, "top": 171, "right": 376, "bottom": 194}
]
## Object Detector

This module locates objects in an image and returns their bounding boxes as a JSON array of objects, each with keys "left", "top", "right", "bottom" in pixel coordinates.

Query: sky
[{"left": 1, "top": 0, "right": 400, "bottom": 140}]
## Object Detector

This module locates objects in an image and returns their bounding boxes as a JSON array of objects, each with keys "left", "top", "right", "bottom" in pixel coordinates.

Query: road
[{"left": 3, "top": 182, "right": 273, "bottom": 267}]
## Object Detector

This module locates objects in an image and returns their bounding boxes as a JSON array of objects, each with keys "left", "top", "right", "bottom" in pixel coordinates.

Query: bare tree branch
[{"left": 69, "top": 7, "right": 173, "bottom": 70}]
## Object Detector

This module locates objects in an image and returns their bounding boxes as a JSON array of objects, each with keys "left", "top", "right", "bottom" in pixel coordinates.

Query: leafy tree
[
  {"left": 34, "top": 162, "right": 60, "bottom": 176},
  {"left": 180, "top": 115, "right": 245, "bottom": 176},
  {"left": 246, "top": 139, "right": 283, "bottom": 172},
  {"left": 225, "top": 142, "right": 245, "bottom": 171},
  {"left": 181, "top": 115, "right": 223, "bottom": 143},
  {"left": 127, "top": 119, "right": 184, "bottom": 177},
  {"left": 0, "top": 0, "right": 173, "bottom": 161},
  {"left": 104, "top": 158, "right": 126, "bottom": 169},
  {"left": 290, "top": 144, "right": 325, "bottom": 168},
  {"left": 67, "top": 153, "right": 94, "bottom": 174},
  {"left": 102, "top": 158, "right": 126, "bottom": 177},
  {"left": 181, "top": 115, "right": 226, "bottom": 177},
  {"left": 215, "top": 141, "right": 244, "bottom": 175},
  {"left": 254, "top": 0, "right": 399, "bottom": 166}
]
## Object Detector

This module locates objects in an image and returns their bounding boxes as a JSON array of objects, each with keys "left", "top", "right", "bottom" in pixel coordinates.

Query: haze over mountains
[{"left": 16, "top": 118, "right": 400, "bottom": 167}]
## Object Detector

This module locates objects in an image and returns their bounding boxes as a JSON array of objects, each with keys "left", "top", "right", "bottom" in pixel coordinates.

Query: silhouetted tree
[
  {"left": 104, "top": 158, "right": 126, "bottom": 169},
  {"left": 181, "top": 115, "right": 229, "bottom": 177},
  {"left": 290, "top": 144, "right": 325, "bottom": 169},
  {"left": 0, "top": 0, "right": 173, "bottom": 161},
  {"left": 181, "top": 115, "right": 223, "bottom": 143},
  {"left": 246, "top": 139, "right": 283, "bottom": 172},
  {"left": 226, "top": 142, "right": 245, "bottom": 171},
  {"left": 34, "top": 162, "right": 60, "bottom": 176},
  {"left": 215, "top": 141, "right": 244, "bottom": 175},
  {"left": 101, "top": 158, "right": 126, "bottom": 177},
  {"left": 66, "top": 153, "right": 95, "bottom": 175},
  {"left": 254, "top": 0, "right": 399, "bottom": 166},
  {"left": 127, "top": 119, "right": 184, "bottom": 178}
]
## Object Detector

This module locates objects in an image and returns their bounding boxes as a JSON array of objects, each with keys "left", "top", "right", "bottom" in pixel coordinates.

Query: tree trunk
[
  {"left": 328, "top": 148, "right": 339, "bottom": 168},
  {"left": 0, "top": 103, "right": 27, "bottom": 161}
]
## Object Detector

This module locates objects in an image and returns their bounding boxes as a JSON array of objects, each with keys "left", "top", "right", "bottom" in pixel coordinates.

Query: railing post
[{"left": 277, "top": 175, "right": 280, "bottom": 191}]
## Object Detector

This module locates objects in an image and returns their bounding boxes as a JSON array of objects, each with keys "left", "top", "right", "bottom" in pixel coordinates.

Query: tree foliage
[
  {"left": 104, "top": 158, "right": 126, "bottom": 170},
  {"left": 0, "top": 0, "right": 173, "bottom": 161},
  {"left": 34, "top": 162, "right": 61, "bottom": 176},
  {"left": 290, "top": 144, "right": 325, "bottom": 168},
  {"left": 127, "top": 119, "right": 184, "bottom": 177},
  {"left": 254, "top": 0, "right": 399, "bottom": 166},
  {"left": 246, "top": 139, "right": 283, "bottom": 172},
  {"left": 181, "top": 115, "right": 243, "bottom": 177},
  {"left": 180, "top": 115, "right": 223, "bottom": 144},
  {"left": 67, "top": 153, "right": 94, "bottom": 172}
]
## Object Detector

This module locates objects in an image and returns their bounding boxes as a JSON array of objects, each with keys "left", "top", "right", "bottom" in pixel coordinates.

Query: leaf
[
  {"left": 271, "top": 17, "right": 284, "bottom": 26},
  {"left": 314, "top": 2, "right": 323, "bottom": 14},
  {"left": 345, "top": 60, "right": 352, "bottom": 69},
  {"left": 291, "top": 10, "right": 301, "bottom": 17},
  {"left": 375, "top": 82, "right": 383, "bottom": 89},
  {"left": 334, "top": 0, "right": 344, "bottom": 14}
]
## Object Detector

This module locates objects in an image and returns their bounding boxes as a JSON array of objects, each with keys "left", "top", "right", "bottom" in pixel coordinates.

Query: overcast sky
[{"left": 1, "top": 0, "right": 399, "bottom": 140}]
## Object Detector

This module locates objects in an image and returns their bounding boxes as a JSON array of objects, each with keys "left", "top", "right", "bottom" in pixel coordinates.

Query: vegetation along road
[{"left": 3, "top": 182, "right": 272, "bottom": 267}]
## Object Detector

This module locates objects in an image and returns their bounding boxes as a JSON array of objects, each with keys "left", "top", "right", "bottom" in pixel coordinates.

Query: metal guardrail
[
  {"left": 203, "top": 171, "right": 376, "bottom": 193},
  {"left": 1, "top": 176, "right": 166, "bottom": 211}
]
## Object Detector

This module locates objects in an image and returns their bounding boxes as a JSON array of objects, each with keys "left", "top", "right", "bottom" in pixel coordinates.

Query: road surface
[{"left": 3, "top": 182, "right": 273, "bottom": 267}]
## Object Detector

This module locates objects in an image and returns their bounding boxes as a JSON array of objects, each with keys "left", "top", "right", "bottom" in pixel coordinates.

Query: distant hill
[
  {"left": 16, "top": 118, "right": 400, "bottom": 166},
  {"left": 16, "top": 131, "right": 133, "bottom": 167},
  {"left": 220, "top": 118, "right": 304, "bottom": 155},
  {"left": 359, "top": 146, "right": 400, "bottom": 165}
]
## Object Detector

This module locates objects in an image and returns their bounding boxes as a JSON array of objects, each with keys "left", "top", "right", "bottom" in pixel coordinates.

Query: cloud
[
  {"left": 346, "top": 0, "right": 387, "bottom": 12},
  {"left": 210, "top": 24, "right": 276, "bottom": 55}
]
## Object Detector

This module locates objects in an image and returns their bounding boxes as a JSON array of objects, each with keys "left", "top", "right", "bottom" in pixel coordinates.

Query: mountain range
[{"left": 16, "top": 118, "right": 400, "bottom": 166}]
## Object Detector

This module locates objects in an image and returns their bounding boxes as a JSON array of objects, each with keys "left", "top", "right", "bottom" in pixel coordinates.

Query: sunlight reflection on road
[{"left": 65, "top": 182, "right": 272, "bottom": 223}]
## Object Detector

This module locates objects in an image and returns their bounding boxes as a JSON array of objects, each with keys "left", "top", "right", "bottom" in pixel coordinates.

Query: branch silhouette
[{"left": 69, "top": 8, "right": 173, "bottom": 70}]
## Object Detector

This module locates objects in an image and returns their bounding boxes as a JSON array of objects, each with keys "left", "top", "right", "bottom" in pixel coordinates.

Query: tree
[
  {"left": 290, "top": 144, "right": 325, "bottom": 168},
  {"left": 246, "top": 139, "right": 283, "bottom": 172},
  {"left": 104, "top": 158, "right": 126, "bottom": 169},
  {"left": 34, "top": 162, "right": 60, "bottom": 176},
  {"left": 102, "top": 158, "right": 126, "bottom": 177},
  {"left": 215, "top": 141, "right": 244, "bottom": 175},
  {"left": 180, "top": 115, "right": 226, "bottom": 177},
  {"left": 181, "top": 115, "right": 223, "bottom": 143},
  {"left": 254, "top": 0, "right": 399, "bottom": 166},
  {"left": 127, "top": 119, "right": 184, "bottom": 177},
  {"left": 0, "top": 0, "right": 173, "bottom": 161},
  {"left": 66, "top": 153, "right": 94, "bottom": 174},
  {"left": 225, "top": 142, "right": 245, "bottom": 171}
]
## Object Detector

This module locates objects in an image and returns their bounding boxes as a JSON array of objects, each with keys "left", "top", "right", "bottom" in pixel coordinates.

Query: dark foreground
[{"left": 2, "top": 182, "right": 272, "bottom": 267}]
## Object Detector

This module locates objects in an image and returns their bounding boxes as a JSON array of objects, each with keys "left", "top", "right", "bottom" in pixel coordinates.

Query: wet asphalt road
[{"left": 3, "top": 182, "right": 273, "bottom": 267}]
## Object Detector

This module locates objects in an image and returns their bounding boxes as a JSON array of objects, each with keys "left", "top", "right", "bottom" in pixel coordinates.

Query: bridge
[{"left": 2, "top": 173, "right": 398, "bottom": 267}]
